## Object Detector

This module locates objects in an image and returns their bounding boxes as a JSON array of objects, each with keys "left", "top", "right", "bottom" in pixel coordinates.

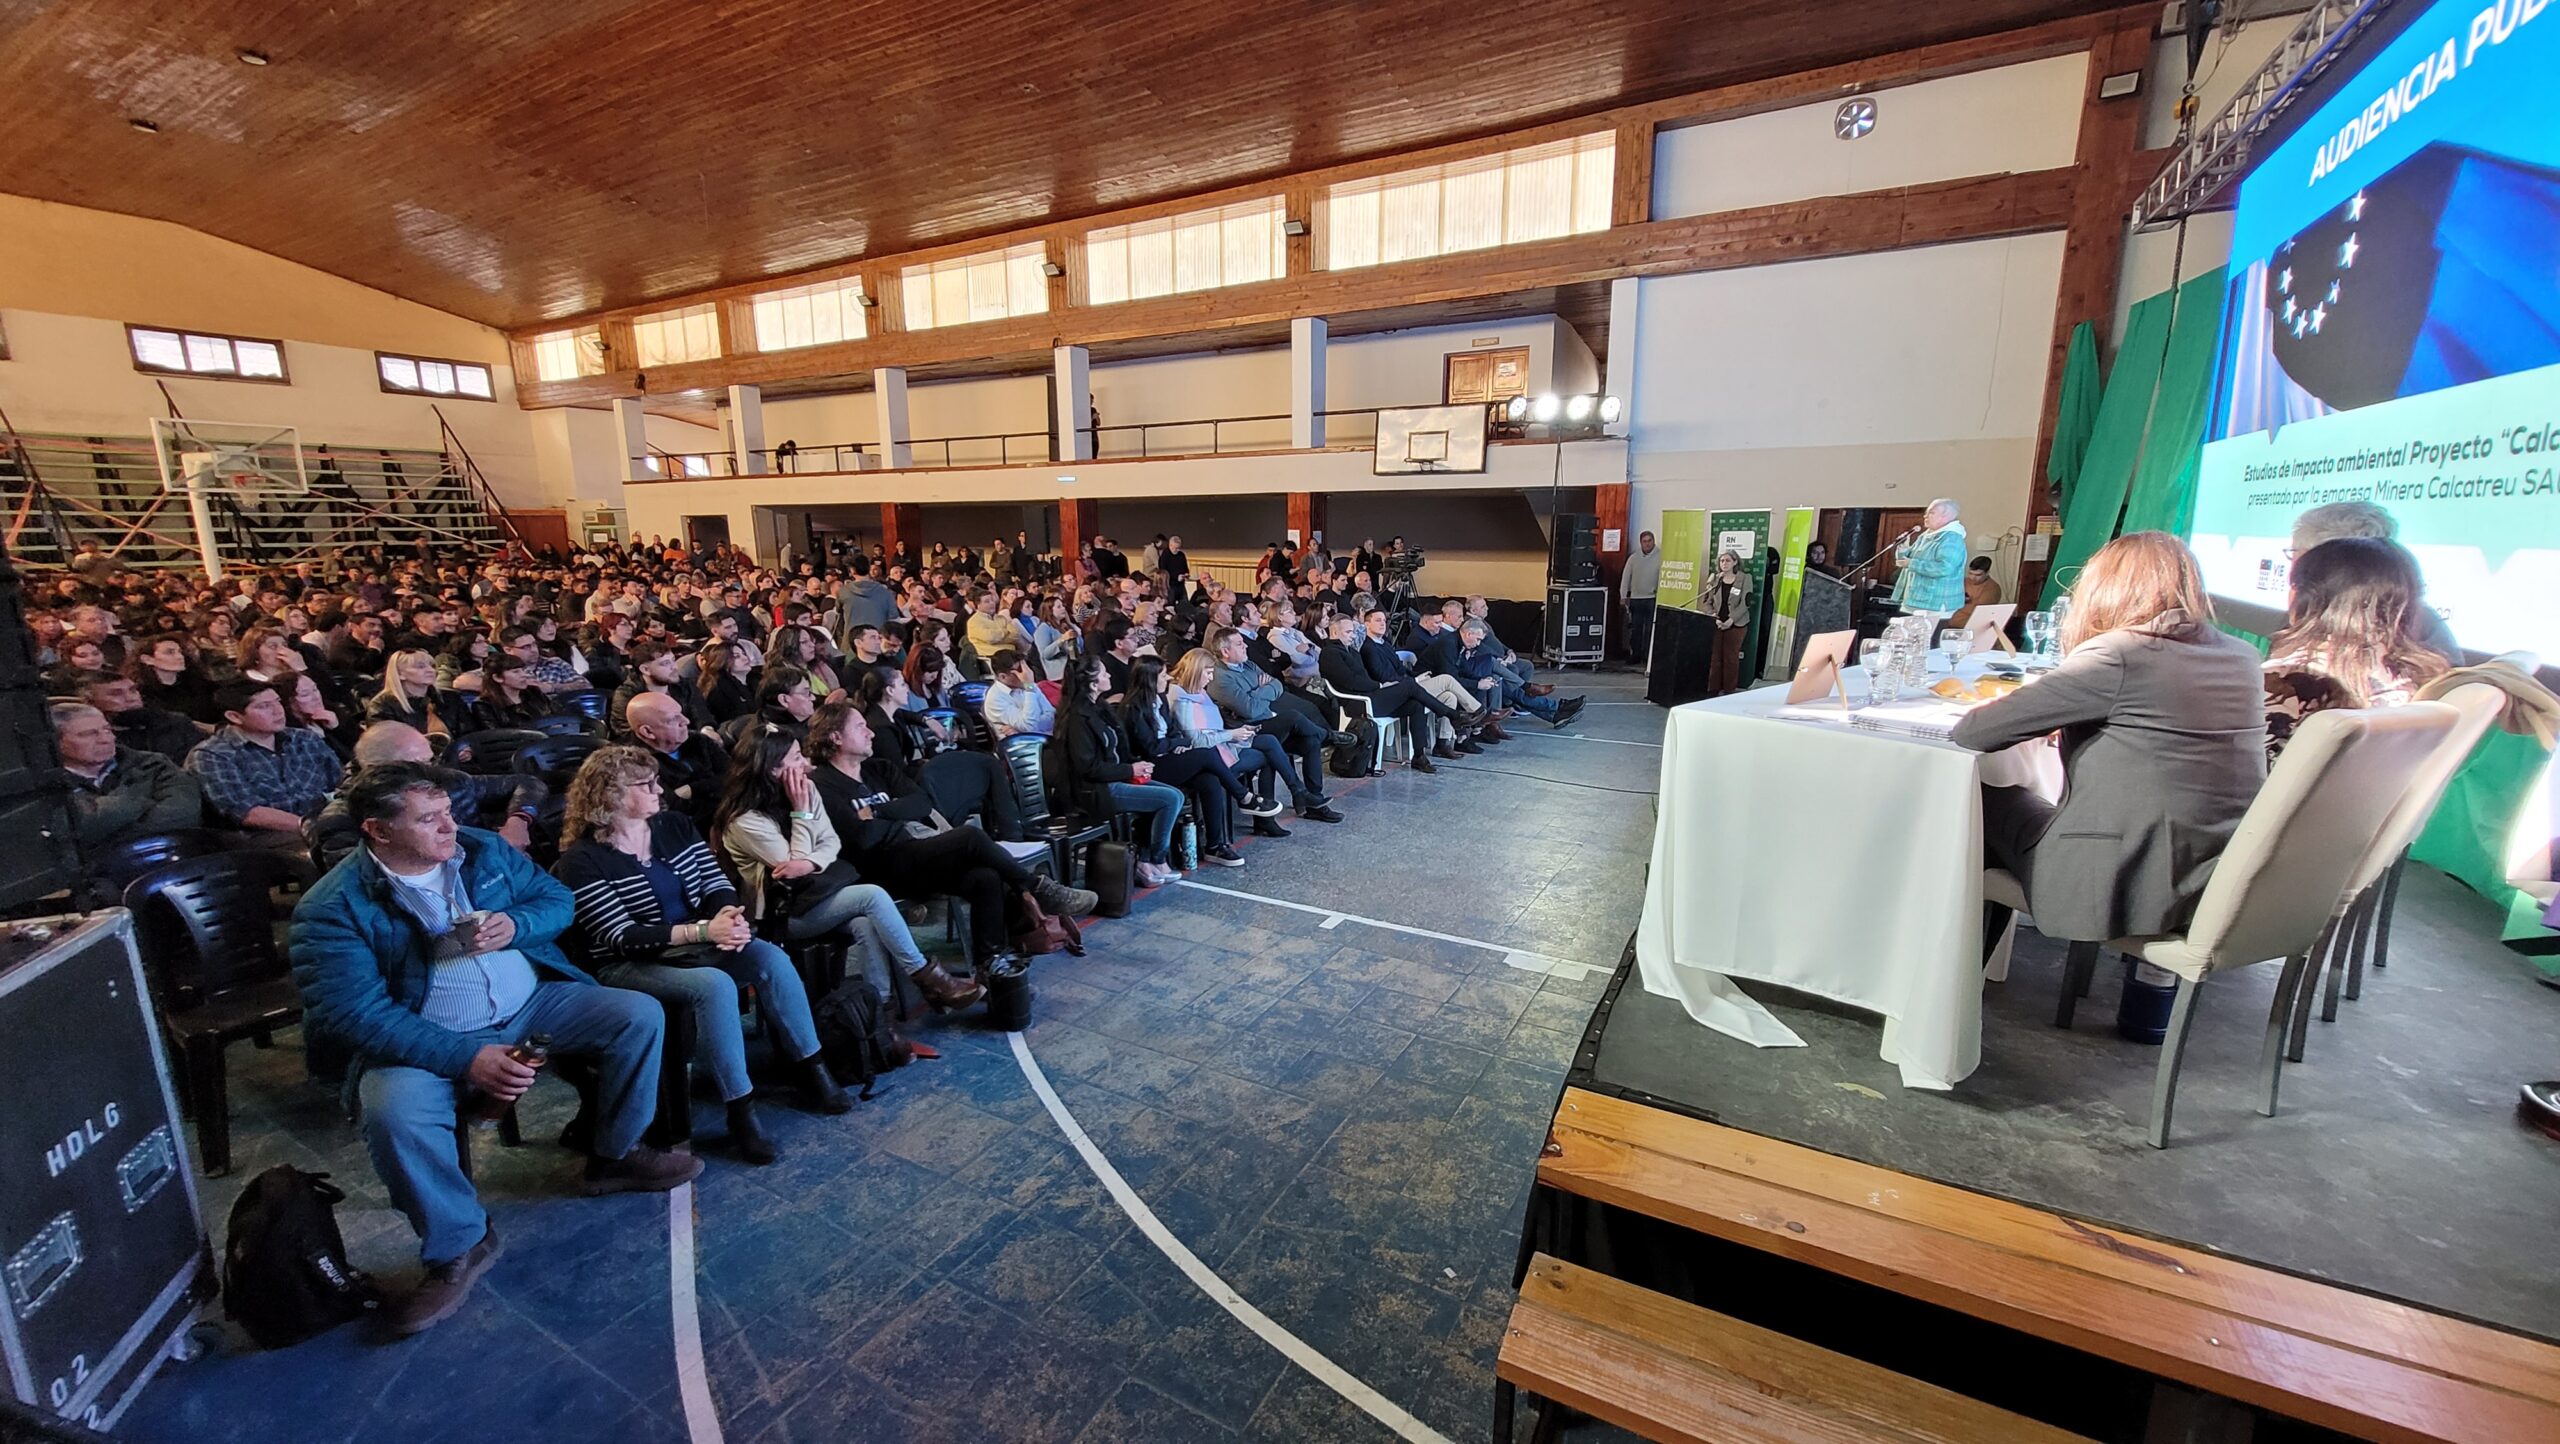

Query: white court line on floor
[
  {"left": 1502, "top": 729, "right": 1661, "bottom": 748},
  {"left": 1008, "top": 1033, "right": 1455, "bottom": 1444},
  {"left": 1175, "top": 879, "right": 1610, "bottom": 980},
  {"left": 670, "top": 1184, "right": 726, "bottom": 1444}
]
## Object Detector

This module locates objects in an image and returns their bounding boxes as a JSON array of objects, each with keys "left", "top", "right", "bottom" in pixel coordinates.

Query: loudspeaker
[
  {"left": 1549, "top": 513, "right": 1599, "bottom": 584},
  {"left": 0, "top": 537, "right": 78, "bottom": 911}
]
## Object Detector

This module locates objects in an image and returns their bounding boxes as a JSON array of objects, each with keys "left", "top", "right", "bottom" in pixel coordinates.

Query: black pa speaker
[{"left": 1550, "top": 513, "right": 1599, "bottom": 584}]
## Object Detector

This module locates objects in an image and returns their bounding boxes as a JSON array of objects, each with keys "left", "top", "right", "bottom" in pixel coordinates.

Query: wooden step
[
  {"left": 1535, "top": 1086, "right": 2560, "bottom": 1444},
  {"left": 1500, "top": 1252, "right": 2089, "bottom": 1444}
]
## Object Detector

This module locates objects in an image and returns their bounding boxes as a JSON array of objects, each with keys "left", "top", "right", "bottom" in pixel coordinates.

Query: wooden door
[
  {"left": 1444, "top": 346, "right": 1530, "bottom": 404},
  {"left": 506, "top": 507, "right": 572, "bottom": 559}
]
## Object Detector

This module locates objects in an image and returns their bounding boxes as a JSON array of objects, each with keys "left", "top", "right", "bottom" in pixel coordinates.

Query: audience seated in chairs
[
  {"left": 716, "top": 663, "right": 818, "bottom": 749},
  {"left": 367, "top": 648, "right": 461, "bottom": 743},
  {"left": 850, "top": 667, "right": 1026, "bottom": 841},
  {"left": 468, "top": 650, "right": 557, "bottom": 732},
  {"left": 803, "top": 696, "right": 1094, "bottom": 973},
  {"left": 1316, "top": 613, "right": 1469, "bottom": 774},
  {"left": 712, "top": 725, "right": 987, "bottom": 1013},
  {"left": 1122, "top": 653, "right": 1266, "bottom": 868},
  {"left": 130, "top": 632, "right": 220, "bottom": 724},
  {"left": 622, "top": 690, "right": 731, "bottom": 832},
  {"left": 307, "top": 723, "right": 544, "bottom": 871},
  {"left": 186, "top": 678, "right": 345, "bottom": 848},
  {"left": 1458, "top": 617, "right": 1582, "bottom": 728},
  {"left": 1202, "top": 628, "right": 1345, "bottom": 824},
  {"left": 1951, "top": 532, "right": 2267, "bottom": 943},
  {"left": 696, "top": 639, "right": 756, "bottom": 724},
  {"left": 610, "top": 637, "right": 717, "bottom": 739},
  {"left": 980, "top": 647, "right": 1055, "bottom": 739},
  {"left": 1365, "top": 605, "right": 1486, "bottom": 755},
  {"left": 1167, "top": 648, "right": 1303, "bottom": 835},
  {"left": 79, "top": 669, "right": 206, "bottom": 764},
  {"left": 551, "top": 745, "right": 849, "bottom": 1169},
  {"left": 53, "top": 700, "right": 204, "bottom": 855},
  {"left": 287, "top": 762, "right": 700, "bottom": 1337},
  {"left": 1055, "top": 653, "right": 1186, "bottom": 887},
  {"left": 2261, "top": 536, "right": 2450, "bottom": 763}
]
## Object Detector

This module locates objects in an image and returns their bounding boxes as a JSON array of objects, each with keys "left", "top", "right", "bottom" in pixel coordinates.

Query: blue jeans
[
  {"left": 1501, "top": 677, "right": 1561, "bottom": 720},
  {"left": 787, "top": 881, "right": 929, "bottom": 995},
  {"left": 1106, "top": 780, "right": 1185, "bottom": 864},
  {"left": 598, "top": 940, "right": 819, "bottom": 1105},
  {"left": 360, "top": 981, "right": 664, "bottom": 1265}
]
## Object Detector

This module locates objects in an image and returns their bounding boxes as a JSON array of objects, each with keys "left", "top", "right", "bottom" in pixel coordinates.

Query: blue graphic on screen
[{"left": 2188, "top": 0, "right": 2560, "bottom": 658}]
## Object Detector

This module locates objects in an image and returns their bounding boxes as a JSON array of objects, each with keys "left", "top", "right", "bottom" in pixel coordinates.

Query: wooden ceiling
[{"left": 0, "top": 1, "right": 2124, "bottom": 330}]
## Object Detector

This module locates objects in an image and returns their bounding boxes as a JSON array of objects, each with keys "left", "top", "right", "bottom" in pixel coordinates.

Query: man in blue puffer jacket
[{"left": 289, "top": 762, "right": 698, "bottom": 1337}]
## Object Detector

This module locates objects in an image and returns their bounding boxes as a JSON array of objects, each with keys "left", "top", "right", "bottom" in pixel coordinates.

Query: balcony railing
[{"left": 642, "top": 405, "right": 1440, "bottom": 480}]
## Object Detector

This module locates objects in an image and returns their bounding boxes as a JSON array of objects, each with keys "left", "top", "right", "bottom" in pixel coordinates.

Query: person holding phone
[
  {"left": 1056, "top": 653, "right": 1186, "bottom": 888},
  {"left": 552, "top": 745, "right": 848, "bottom": 1168}
]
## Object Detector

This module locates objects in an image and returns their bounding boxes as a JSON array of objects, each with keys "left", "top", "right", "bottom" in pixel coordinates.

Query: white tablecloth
[{"left": 1634, "top": 662, "right": 2061, "bottom": 1090}]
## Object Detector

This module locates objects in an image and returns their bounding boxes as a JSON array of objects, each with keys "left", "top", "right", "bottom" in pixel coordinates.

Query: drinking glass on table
[
  {"left": 1857, "top": 638, "right": 1882, "bottom": 697},
  {"left": 1938, "top": 628, "right": 1972, "bottom": 673},
  {"left": 1869, "top": 645, "right": 1905, "bottom": 705},
  {"left": 2023, "top": 611, "right": 2055, "bottom": 664}
]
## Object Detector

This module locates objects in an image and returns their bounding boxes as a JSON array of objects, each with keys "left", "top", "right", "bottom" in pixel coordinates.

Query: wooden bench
[
  {"left": 1501, "top": 1252, "right": 2090, "bottom": 1443},
  {"left": 1530, "top": 1086, "right": 2560, "bottom": 1444}
]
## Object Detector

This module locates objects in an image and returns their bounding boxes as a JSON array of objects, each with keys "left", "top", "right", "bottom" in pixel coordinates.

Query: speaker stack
[
  {"left": 0, "top": 536, "right": 80, "bottom": 911},
  {"left": 1549, "top": 513, "right": 1600, "bottom": 585}
]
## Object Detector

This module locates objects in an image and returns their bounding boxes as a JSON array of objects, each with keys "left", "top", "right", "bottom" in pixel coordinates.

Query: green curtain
[
  {"left": 2041, "top": 292, "right": 2173, "bottom": 606},
  {"left": 2117, "top": 268, "right": 2228, "bottom": 538},
  {"left": 2045, "top": 322, "right": 2101, "bottom": 512},
  {"left": 2412, "top": 731, "right": 2559, "bottom": 965}
]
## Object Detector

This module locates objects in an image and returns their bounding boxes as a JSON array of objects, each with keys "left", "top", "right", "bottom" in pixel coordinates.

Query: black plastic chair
[
  {"left": 84, "top": 827, "right": 228, "bottom": 908},
  {"left": 999, "top": 732, "right": 1110, "bottom": 884},
  {"left": 903, "top": 707, "right": 957, "bottom": 762},
  {"left": 560, "top": 689, "right": 610, "bottom": 723},
  {"left": 448, "top": 727, "right": 547, "bottom": 775},
  {"left": 515, "top": 733, "right": 605, "bottom": 791},
  {"left": 123, "top": 850, "right": 317, "bottom": 1176},
  {"left": 949, "top": 682, "right": 995, "bottom": 751},
  {"left": 528, "top": 711, "right": 598, "bottom": 738}
]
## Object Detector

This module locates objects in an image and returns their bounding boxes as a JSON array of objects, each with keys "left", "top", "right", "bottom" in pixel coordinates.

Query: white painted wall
[
  {"left": 1625, "top": 232, "right": 2065, "bottom": 548},
  {"left": 1328, "top": 317, "right": 1576, "bottom": 411},
  {"left": 1093, "top": 349, "right": 1293, "bottom": 455},
  {"left": 1652, "top": 54, "right": 2087, "bottom": 219},
  {"left": 0, "top": 306, "right": 541, "bottom": 499}
]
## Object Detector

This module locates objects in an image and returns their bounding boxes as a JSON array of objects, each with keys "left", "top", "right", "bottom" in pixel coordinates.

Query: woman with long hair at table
[
  {"left": 2261, "top": 536, "right": 2448, "bottom": 763},
  {"left": 1949, "top": 532, "right": 2265, "bottom": 942}
]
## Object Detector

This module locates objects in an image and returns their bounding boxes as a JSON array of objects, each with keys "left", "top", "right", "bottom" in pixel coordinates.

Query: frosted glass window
[
  {"left": 130, "top": 325, "right": 290, "bottom": 382},
  {"left": 749, "top": 276, "right": 867, "bottom": 351},
  {"left": 900, "top": 243, "right": 1050, "bottom": 330},
  {"left": 1324, "top": 132, "right": 1615, "bottom": 269},
  {"left": 531, "top": 328, "right": 603, "bottom": 381},
  {"left": 1084, "top": 196, "right": 1285, "bottom": 306},
  {"left": 380, "top": 351, "right": 493, "bottom": 399},
  {"left": 630, "top": 304, "right": 720, "bottom": 367}
]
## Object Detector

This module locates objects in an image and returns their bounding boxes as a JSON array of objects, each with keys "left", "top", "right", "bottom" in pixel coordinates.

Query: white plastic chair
[
  {"left": 1314, "top": 678, "right": 1405, "bottom": 771},
  {"left": 1989, "top": 704, "right": 2458, "bottom": 1146}
]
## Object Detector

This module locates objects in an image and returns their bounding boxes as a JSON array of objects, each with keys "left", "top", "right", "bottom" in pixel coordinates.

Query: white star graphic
[
  {"left": 2283, "top": 296, "right": 2297, "bottom": 321},
  {"left": 2348, "top": 191, "right": 2366, "bottom": 221},
  {"left": 2339, "top": 234, "right": 2359, "bottom": 268},
  {"left": 2309, "top": 304, "right": 2326, "bottom": 334},
  {"left": 2328, "top": 280, "right": 2340, "bottom": 304},
  {"left": 2279, "top": 267, "right": 2293, "bottom": 293},
  {"left": 2293, "top": 313, "right": 2309, "bottom": 338}
]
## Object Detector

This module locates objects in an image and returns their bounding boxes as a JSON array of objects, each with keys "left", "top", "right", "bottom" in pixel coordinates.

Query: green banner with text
[{"left": 1654, "top": 509, "right": 1706, "bottom": 610}]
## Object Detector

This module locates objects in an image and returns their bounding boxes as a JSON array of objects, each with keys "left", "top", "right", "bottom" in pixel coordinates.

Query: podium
[{"left": 1646, "top": 605, "right": 1721, "bottom": 706}]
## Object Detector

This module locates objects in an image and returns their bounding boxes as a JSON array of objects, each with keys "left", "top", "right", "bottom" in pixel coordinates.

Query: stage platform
[{"left": 1576, "top": 864, "right": 2559, "bottom": 1345}]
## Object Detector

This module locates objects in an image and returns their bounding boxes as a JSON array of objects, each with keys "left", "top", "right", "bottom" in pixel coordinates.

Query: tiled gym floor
[{"left": 119, "top": 672, "right": 1665, "bottom": 1444}]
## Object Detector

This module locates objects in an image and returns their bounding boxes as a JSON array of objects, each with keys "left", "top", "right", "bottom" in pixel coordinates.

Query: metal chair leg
[
  {"left": 2371, "top": 854, "right": 2407, "bottom": 972},
  {"left": 2054, "top": 940, "right": 2100, "bottom": 1028},
  {"left": 2329, "top": 887, "right": 2374, "bottom": 1020},
  {"left": 2260, "top": 953, "right": 2311, "bottom": 1120},
  {"left": 188, "top": 1035, "right": 231, "bottom": 1176},
  {"left": 2287, "top": 918, "right": 2336, "bottom": 1062},
  {"left": 2148, "top": 976, "right": 2203, "bottom": 1148}
]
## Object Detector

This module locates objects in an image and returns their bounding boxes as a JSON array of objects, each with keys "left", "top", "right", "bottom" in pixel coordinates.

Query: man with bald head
[
  {"left": 306, "top": 723, "right": 546, "bottom": 871},
  {"left": 626, "top": 690, "right": 730, "bottom": 831}
]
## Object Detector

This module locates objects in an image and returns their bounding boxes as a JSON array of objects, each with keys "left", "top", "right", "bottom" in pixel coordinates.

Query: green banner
[
  {"left": 1708, "top": 509, "right": 1774, "bottom": 680},
  {"left": 1767, "top": 507, "right": 1818, "bottom": 671},
  {"left": 1655, "top": 509, "right": 1706, "bottom": 610}
]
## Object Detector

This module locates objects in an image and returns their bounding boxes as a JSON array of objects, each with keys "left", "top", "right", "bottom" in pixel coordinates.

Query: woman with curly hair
[
  {"left": 2262, "top": 536, "right": 2449, "bottom": 762},
  {"left": 551, "top": 745, "right": 847, "bottom": 1166}
]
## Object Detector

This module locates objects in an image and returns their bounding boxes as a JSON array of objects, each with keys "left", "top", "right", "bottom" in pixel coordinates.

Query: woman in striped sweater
[{"left": 551, "top": 745, "right": 848, "bottom": 1166}]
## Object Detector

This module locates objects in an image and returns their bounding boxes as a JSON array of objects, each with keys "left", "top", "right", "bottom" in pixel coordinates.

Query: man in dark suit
[
  {"left": 1319, "top": 615, "right": 1472, "bottom": 771},
  {"left": 624, "top": 691, "right": 730, "bottom": 831},
  {"left": 1359, "top": 608, "right": 1482, "bottom": 755}
]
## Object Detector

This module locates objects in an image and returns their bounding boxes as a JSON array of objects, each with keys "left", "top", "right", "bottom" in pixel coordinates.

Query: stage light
[
  {"left": 1504, "top": 396, "right": 1530, "bottom": 422},
  {"left": 1564, "top": 394, "right": 1595, "bottom": 422},
  {"left": 1530, "top": 394, "right": 1561, "bottom": 423},
  {"left": 1598, "top": 395, "right": 1623, "bottom": 424},
  {"left": 1281, "top": 218, "right": 1309, "bottom": 237},
  {"left": 1041, "top": 261, "right": 1065, "bottom": 277}
]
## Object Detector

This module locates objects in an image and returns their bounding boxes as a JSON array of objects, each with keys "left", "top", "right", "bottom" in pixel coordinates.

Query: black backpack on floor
[
  {"left": 1329, "top": 715, "right": 1379, "bottom": 779},
  {"left": 813, "top": 977, "right": 912, "bottom": 1099},
  {"left": 222, "top": 1168, "right": 383, "bottom": 1348}
]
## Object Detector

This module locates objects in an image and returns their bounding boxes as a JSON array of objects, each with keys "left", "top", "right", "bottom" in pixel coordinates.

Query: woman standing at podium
[{"left": 1703, "top": 550, "right": 1752, "bottom": 696}]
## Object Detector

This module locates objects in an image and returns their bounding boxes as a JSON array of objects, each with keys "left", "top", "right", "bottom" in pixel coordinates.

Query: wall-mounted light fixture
[
  {"left": 1041, "top": 261, "right": 1066, "bottom": 277},
  {"left": 1281, "top": 219, "right": 1309, "bottom": 237}
]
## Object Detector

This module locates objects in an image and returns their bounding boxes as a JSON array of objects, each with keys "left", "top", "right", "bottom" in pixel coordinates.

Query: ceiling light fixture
[
  {"left": 237, "top": 48, "right": 270, "bottom": 65},
  {"left": 128, "top": 118, "right": 159, "bottom": 134}
]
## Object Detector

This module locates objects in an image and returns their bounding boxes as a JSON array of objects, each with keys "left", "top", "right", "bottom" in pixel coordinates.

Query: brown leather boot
[
  {"left": 1525, "top": 682, "right": 1555, "bottom": 697},
  {"left": 1480, "top": 718, "right": 1512, "bottom": 742},
  {"left": 910, "top": 961, "right": 986, "bottom": 1013}
]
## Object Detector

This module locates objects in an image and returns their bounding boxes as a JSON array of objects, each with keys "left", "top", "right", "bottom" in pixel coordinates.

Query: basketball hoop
[{"left": 150, "top": 419, "right": 311, "bottom": 583}]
